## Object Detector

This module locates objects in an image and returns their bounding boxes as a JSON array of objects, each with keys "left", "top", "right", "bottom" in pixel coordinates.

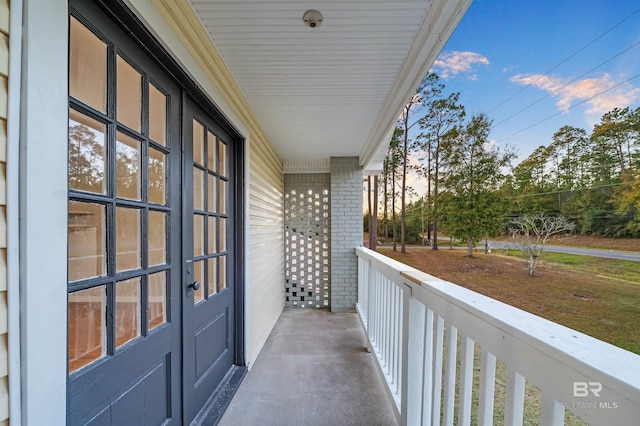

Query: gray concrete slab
[{"left": 218, "top": 308, "right": 399, "bottom": 426}]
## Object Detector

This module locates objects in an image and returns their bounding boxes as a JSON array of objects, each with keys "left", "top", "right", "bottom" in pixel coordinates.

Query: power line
[
  {"left": 487, "top": 7, "right": 640, "bottom": 114},
  {"left": 491, "top": 40, "right": 640, "bottom": 130},
  {"left": 511, "top": 181, "right": 631, "bottom": 198},
  {"left": 496, "top": 72, "right": 640, "bottom": 144}
]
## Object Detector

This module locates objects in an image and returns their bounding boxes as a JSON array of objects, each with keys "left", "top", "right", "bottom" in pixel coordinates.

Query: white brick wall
[{"left": 330, "top": 157, "right": 362, "bottom": 312}]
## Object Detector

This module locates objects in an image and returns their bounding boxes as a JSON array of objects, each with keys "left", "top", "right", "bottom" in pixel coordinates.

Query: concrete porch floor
[{"left": 218, "top": 308, "right": 399, "bottom": 426}]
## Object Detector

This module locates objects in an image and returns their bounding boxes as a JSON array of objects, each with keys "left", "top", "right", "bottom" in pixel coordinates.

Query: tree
[
  {"left": 551, "top": 125, "right": 588, "bottom": 191},
  {"left": 439, "top": 113, "right": 515, "bottom": 257},
  {"left": 416, "top": 88, "right": 465, "bottom": 250},
  {"left": 511, "top": 213, "right": 575, "bottom": 276},
  {"left": 382, "top": 128, "right": 404, "bottom": 250},
  {"left": 69, "top": 123, "right": 106, "bottom": 193},
  {"left": 398, "top": 73, "right": 443, "bottom": 253}
]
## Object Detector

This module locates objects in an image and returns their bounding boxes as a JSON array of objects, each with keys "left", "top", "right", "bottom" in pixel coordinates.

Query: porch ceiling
[{"left": 189, "top": 0, "right": 471, "bottom": 171}]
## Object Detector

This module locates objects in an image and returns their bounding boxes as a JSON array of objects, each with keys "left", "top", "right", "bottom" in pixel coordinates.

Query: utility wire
[
  {"left": 496, "top": 72, "right": 640, "bottom": 144},
  {"left": 487, "top": 7, "right": 640, "bottom": 114},
  {"left": 491, "top": 40, "right": 640, "bottom": 130}
]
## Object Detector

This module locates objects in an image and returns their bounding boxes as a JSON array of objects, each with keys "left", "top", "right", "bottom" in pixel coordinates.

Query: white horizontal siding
[{"left": 247, "top": 134, "right": 284, "bottom": 364}]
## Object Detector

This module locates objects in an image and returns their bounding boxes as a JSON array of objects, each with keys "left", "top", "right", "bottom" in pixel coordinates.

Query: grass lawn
[{"left": 379, "top": 248, "right": 640, "bottom": 355}]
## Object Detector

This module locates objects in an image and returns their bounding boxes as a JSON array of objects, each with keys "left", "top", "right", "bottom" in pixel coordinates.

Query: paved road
[
  {"left": 487, "top": 240, "right": 640, "bottom": 262},
  {"left": 383, "top": 239, "right": 640, "bottom": 262}
]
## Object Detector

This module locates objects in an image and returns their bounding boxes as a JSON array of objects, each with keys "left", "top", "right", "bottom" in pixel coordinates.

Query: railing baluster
[
  {"left": 540, "top": 394, "right": 565, "bottom": 426},
  {"left": 406, "top": 298, "right": 426, "bottom": 426},
  {"left": 505, "top": 369, "right": 525, "bottom": 426},
  {"left": 390, "top": 284, "right": 397, "bottom": 388},
  {"left": 369, "top": 268, "right": 377, "bottom": 348},
  {"left": 442, "top": 325, "right": 458, "bottom": 426},
  {"left": 400, "top": 285, "right": 413, "bottom": 425},
  {"left": 395, "top": 286, "right": 403, "bottom": 396},
  {"left": 432, "top": 316, "right": 445, "bottom": 425},
  {"left": 383, "top": 277, "right": 390, "bottom": 371},
  {"left": 478, "top": 349, "right": 496, "bottom": 426},
  {"left": 391, "top": 280, "right": 396, "bottom": 378},
  {"left": 458, "top": 335, "right": 474, "bottom": 426},
  {"left": 422, "top": 309, "right": 435, "bottom": 425}
]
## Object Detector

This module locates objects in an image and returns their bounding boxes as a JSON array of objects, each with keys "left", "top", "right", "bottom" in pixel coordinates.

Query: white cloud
[
  {"left": 509, "top": 73, "right": 640, "bottom": 115},
  {"left": 483, "top": 140, "right": 499, "bottom": 152},
  {"left": 432, "top": 51, "right": 490, "bottom": 80}
]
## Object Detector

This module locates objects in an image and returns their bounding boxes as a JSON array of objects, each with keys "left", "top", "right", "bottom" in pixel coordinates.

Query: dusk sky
[{"left": 428, "top": 0, "right": 640, "bottom": 163}]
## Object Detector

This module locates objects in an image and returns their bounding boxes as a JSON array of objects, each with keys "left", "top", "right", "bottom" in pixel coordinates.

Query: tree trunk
[
  {"left": 383, "top": 172, "right": 388, "bottom": 238},
  {"left": 432, "top": 154, "right": 439, "bottom": 250},
  {"left": 401, "top": 118, "right": 408, "bottom": 254},
  {"left": 392, "top": 171, "right": 397, "bottom": 251},
  {"left": 467, "top": 237, "right": 474, "bottom": 257}
]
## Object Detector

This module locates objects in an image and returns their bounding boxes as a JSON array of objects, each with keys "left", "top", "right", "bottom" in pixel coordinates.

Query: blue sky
[{"left": 428, "top": 0, "right": 640, "bottom": 163}]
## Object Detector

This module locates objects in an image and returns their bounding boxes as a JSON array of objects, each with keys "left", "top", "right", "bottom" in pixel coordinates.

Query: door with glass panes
[
  {"left": 67, "top": 2, "right": 237, "bottom": 424},
  {"left": 182, "top": 99, "right": 235, "bottom": 425}
]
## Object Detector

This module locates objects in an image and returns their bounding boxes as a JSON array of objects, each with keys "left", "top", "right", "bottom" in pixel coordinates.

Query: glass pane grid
[{"left": 68, "top": 18, "right": 171, "bottom": 374}]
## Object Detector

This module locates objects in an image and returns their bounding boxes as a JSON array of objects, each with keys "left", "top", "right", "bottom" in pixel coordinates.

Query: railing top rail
[{"left": 356, "top": 247, "right": 640, "bottom": 419}]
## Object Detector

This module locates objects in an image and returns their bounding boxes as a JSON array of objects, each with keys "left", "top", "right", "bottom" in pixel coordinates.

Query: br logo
[{"left": 573, "top": 382, "right": 602, "bottom": 397}]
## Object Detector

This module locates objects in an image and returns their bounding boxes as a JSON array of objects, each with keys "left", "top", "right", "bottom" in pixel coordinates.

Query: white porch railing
[{"left": 356, "top": 247, "right": 640, "bottom": 426}]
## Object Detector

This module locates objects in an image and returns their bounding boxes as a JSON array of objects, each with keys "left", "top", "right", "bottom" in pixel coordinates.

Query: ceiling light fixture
[{"left": 303, "top": 10, "right": 323, "bottom": 28}]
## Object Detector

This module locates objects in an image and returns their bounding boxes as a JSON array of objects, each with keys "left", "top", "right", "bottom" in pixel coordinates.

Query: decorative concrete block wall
[
  {"left": 330, "top": 157, "right": 362, "bottom": 313},
  {"left": 284, "top": 173, "right": 330, "bottom": 308}
]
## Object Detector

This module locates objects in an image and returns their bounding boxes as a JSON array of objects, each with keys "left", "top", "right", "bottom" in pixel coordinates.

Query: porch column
[{"left": 330, "top": 157, "right": 362, "bottom": 313}]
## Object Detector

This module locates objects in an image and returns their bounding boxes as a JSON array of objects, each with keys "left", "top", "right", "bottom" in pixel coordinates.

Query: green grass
[{"left": 498, "top": 250, "right": 640, "bottom": 284}]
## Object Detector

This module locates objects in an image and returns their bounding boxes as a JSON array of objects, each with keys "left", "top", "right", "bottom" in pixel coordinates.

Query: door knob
[{"left": 188, "top": 281, "right": 200, "bottom": 291}]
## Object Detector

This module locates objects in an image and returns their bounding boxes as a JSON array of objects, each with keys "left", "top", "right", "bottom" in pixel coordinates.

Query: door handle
[{"left": 188, "top": 281, "right": 200, "bottom": 291}]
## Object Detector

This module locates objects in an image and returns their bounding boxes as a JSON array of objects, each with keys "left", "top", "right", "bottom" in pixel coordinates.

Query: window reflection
[
  {"left": 207, "top": 216, "right": 216, "bottom": 254},
  {"left": 194, "top": 260, "right": 204, "bottom": 304},
  {"left": 115, "top": 278, "right": 141, "bottom": 348},
  {"left": 68, "top": 201, "right": 106, "bottom": 282},
  {"left": 68, "top": 286, "right": 106, "bottom": 372},
  {"left": 69, "top": 109, "right": 107, "bottom": 194},
  {"left": 148, "top": 211, "right": 166, "bottom": 266},
  {"left": 116, "top": 132, "right": 141, "bottom": 201},
  {"left": 116, "top": 55, "right": 142, "bottom": 132},
  {"left": 219, "top": 256, "right": 227, "bottom": 290},
  {"left": 148, "top": 272, "right": 167, "bottom": 330},
  {"left": 149, "top": 83, "right": 167, "bottom": 146},
  {"left": 194, "top": 214, "right": 204, "bottom": 257},
  {"left": 218, "top": 140, "right": 227, "bottom": 176},
  {"left": 193, "top": 119, "right": 204, "bottom": 165},
  {"left": 208, "top": 257, "right": 216, "bottom": 296},
  {"left": 69, "top": 17, "right": 106, "bottom": 112},
  {"left": 148, "top": 147, "right": 167, "bottom": 205},
  {"left": 116, "top": 207, "right": 141, "bottom": 272}
]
